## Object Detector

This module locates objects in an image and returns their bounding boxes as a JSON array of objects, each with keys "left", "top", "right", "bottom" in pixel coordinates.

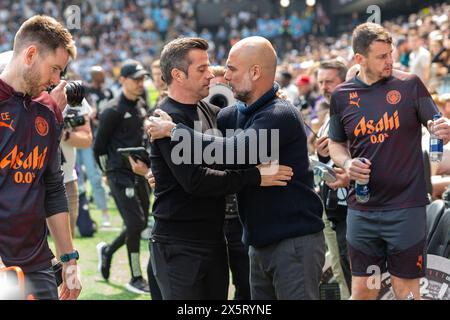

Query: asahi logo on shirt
[
  {"left": 0, "top": 145, "right": 47, "bottom": 184},
  {"left": 353, "top": 110, "right": 400, "bottom": 144}
]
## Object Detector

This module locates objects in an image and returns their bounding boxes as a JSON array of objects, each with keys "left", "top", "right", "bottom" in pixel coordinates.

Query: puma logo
[
  {"left": 0, "top": 120, "right": 15, "bottom": 132},
  {"left": 349, "top": 98, "right": 361, "bottom": 108}
]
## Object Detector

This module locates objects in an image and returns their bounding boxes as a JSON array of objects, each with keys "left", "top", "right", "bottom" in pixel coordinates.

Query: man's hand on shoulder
[{"left": 147, "top": 109, "right": 175, "bottom": 141}]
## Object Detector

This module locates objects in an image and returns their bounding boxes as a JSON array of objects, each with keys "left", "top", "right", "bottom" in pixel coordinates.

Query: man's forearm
[
  {"left": 65, "top": 131, "right": 92, "bottom": 149},
  {"left": 328, "top": 140, "right": 352, "bottom": 168},
  {"left": 65, "top": 119, "right": 93, "bottom": 149},
  {"left": 47, "top": 213, "right": 75, "bottom": 258}
]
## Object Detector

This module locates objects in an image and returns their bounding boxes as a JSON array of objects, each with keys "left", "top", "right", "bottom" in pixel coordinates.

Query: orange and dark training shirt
[
  {"left": 329, "top": 73, "right": 439, "bottom": 211},
  {"left": 0, "top": 79, "right": 68, "bottom": 273}
]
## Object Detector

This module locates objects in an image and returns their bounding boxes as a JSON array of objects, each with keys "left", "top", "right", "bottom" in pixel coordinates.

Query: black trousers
[
  {"left": 150, "top": 239, "right": 229, "bottom": 300},
  {"left": 107, "top": 175, "right": 148, "bottom": 280},
  {"left": 334, "top": 219, "right": 352, "bottom": 292},
  {"left": 224, "top": 217, "right": 251, "bottom": 300},
  {"left": 108, "top": 175, "right": 149, "bottom": 256}
]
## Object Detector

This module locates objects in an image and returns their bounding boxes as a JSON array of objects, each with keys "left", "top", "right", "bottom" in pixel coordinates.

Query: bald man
[{"left": 149, "top": 36, "right": 325, "bottom": 300}]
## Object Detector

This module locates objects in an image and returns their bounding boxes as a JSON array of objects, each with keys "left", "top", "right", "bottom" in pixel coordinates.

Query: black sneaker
[
  {"left": 125, "top": 277, "right": 150, "bottom": 295},
  {"left": 96, "top": 242, "right": 112, "bottom": 280}
]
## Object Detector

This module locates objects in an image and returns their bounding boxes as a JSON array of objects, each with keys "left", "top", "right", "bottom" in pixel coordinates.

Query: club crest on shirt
[
  {"left": 386, "top": 90, "right": 401, "bottom": 105},
  {"left": 35, "top": 116, "right": 49, "bottom": 136}
]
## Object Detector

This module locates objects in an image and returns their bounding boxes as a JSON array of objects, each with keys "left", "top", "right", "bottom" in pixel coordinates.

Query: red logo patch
[
  {"left": 416, "top": 255, "right": 423, "bottom": 270},
  {"left": 386, "top": 90, "right": 401, "bottom": 105},
  {"left": 35, "top": 116, "right": 49, "bottom": 136}
]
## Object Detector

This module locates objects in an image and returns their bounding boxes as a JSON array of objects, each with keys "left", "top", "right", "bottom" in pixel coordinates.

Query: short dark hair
[
  {"left": 14, "top": 15, "right": 76, "bottom": 59},
  {"left": 352, "top": 22, "right": 392, "bottom": 56},
  {"left": 160, "top": 37, "right": 209, "bottom": 85},
  {"left": 319, "top": 59, "right": 348, "bottom": 82}
]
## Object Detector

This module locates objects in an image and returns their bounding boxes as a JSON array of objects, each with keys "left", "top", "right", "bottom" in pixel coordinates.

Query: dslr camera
[
  {"left": 203, "top": 83, "right": 236, "bottom": 109},
  {"left": 52, "top": 81, "right": 86, "bottom": 129}
]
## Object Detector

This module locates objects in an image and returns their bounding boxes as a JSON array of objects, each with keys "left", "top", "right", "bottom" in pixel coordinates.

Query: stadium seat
[
  {"left": 427, "top": 208, "right": 450, "bottom": 258},
  {"left": 426, "top": 199, "right": 446, "bottom": 243}
]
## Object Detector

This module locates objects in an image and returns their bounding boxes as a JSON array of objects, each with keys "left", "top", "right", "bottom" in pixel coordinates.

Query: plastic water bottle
[
  {"left": 430, "top": 114, "right": 443, "bottom": 162},
  {"left": 355, "top": 158, "right": 370, "bottom": 203}
]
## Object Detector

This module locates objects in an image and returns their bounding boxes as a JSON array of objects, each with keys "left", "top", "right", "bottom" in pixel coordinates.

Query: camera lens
[
  {"left": 210, "top": 94, "right": 228, "bottom": 109},
  {"left": 66, "top": 81, "right": 85, "bottom": 106}
]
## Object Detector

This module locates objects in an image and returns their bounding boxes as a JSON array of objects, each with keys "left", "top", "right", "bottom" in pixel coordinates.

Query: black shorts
[{"left": 347, "top": 206, "right": 427, "bottom": 279}]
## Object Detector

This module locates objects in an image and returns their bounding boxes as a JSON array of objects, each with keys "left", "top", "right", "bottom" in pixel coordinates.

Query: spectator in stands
[{"left": 408, "top": 26, "right": 431, "bottom": 84}]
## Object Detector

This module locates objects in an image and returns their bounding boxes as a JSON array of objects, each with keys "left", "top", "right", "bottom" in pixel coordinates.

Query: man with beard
[
  {"left": 328, "top": 22, "right": 450, "bottom": 299},
  {"left": 0, "top": 15, "right": 81, "bottom": 300}
]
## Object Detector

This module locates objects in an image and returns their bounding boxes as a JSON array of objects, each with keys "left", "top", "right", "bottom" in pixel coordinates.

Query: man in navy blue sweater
[{"left": 149, "top": 36, "right": 325, "bottom": 299}]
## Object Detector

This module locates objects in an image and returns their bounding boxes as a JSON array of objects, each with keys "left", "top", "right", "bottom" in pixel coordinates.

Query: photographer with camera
[
  {"left": 0, "top": 15, "right": 81, "bottom": 300},
  {"left": 61, "top": 91, "right": 93, "bottom": 237},
  {"left": 93, "top": 59, "right": 156, "bottom": 295},
  {"left": 314, "top": 59, "right": 352, "bottom": 299}
]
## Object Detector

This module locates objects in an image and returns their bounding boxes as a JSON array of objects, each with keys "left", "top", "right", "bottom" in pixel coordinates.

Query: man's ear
[
  {"left": 354, "top": 53, "right": 365, "bottom": 67},
  {"left": 119, "top": 76, "right": 126, "bottom": 85},
  {"left": 250, "top": 65, "right": 261, "bottom": 81},
  {"left": 24, "top": 45, "right": 38, "bottom": 66},
  {"left": 171, "top": 68, "right": 185, "bottom": 83}
]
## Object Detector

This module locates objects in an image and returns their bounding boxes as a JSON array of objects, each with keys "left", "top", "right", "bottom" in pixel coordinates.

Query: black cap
[{"left": 120, "top": 60, "right": 150, "bottom": 79}]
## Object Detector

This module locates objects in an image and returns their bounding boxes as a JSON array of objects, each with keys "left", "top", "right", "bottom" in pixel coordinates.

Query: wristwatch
[{"left": 60, "top": 250, "right": 79, "bottom": 263}]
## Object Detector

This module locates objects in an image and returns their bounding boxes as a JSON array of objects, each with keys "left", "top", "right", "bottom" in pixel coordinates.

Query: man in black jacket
[
  {"left": 93, "top": 60, "right": 156, "bottom": 295},
  {"left": 149, "top": 37, "right": 292, "bottom": 300}
]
